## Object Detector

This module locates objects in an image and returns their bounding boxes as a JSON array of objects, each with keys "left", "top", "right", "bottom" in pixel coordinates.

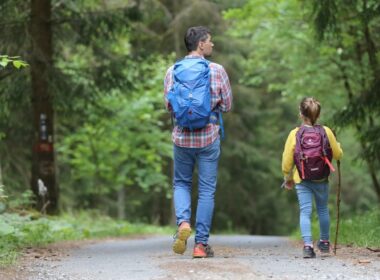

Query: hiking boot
[
  {"left": 172, "top": 222, "right": 191, "bottom": 254},
  {"left": 317, "top": 240, "right": 330, "bottom": 254},
  {"left": 303, "top": 246, "right": 316, "bottom": 258},
  {"left": 193, "top": 243, "right": 214, "bottom": 258}
]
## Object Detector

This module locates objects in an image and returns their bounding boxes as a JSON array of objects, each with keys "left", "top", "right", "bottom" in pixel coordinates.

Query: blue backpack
[{"left": 167, "top": 57, "right": 224, "bottom": 137}]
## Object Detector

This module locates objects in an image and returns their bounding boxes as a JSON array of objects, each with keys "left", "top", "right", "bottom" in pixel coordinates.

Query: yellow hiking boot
[{"left": 172, "top": 222, "right": 191, "bottom": 254}]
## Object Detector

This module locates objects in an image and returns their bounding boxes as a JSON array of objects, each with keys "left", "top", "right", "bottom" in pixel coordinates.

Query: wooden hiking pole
[{"left": 333, "top": 160, "right": 341, "bottom": 255}]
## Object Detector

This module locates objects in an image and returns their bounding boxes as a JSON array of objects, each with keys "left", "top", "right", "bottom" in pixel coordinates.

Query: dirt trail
[{"left": 2, "top": 235, "right": 380, "bottom": 280}]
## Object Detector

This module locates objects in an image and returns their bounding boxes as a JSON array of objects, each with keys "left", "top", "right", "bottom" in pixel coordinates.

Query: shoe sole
[
  {"left": 193, "top": 253, "right": 214, "bottom": 258},
  {"left": 319, "top": 249, "right": 331, "bottom": 256},
  {"left": 303, "top": 255, "right": 316, "bottom": 258},
  {"left": 318, "top": 246, "right": 331, "bottom": 255},
  {"left": 172, "top": 228, "right": 191, "bottom": 254}
]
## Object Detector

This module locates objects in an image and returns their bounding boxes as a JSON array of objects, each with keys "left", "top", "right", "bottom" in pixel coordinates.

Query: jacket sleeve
[
  {"left": 218, "top": 66, "right": 232, "bottom": 113},
  {"left": 324, "top": 126, "right": 343, "bottom": 160},
  {"left": 282, "top": 129, "right": 297, "bottom": 179}
]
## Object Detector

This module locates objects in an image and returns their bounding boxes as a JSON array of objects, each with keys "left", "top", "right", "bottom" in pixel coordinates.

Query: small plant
[
  {"left": 0, "top": 55, "right": 28, "bottom": 69},
  {"left": 0, "top": 185, "right": 7, "bottom": 200},
  {"left": 7, "top": 190, "right": 35, "bottom": 212},
  {"left": 0, "top": 185, "right": 7, "bottom": 214}
]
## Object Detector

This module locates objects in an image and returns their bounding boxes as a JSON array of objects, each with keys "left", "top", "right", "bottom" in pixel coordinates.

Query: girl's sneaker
[
  {"left": 303, "top": 246, "right": 316, "bottom": 258},
  {"left": 317, "top": 240, "right": 330, "bottom": 254}
]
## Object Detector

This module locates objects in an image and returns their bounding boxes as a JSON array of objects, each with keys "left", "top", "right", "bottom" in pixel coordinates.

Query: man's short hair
[{"left": 184, "top": 26, "right": 211, "bottom": 52}]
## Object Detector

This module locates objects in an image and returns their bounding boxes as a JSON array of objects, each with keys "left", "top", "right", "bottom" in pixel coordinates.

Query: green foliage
[
  {"left": 305, "top": 0, "right": 380, "bottom": 192},
  {"left": 224, "top": 0, "right": 346, "bottom": 108},
  {"left": 7, "top": 190, "right": 34, "bottom": 211},
  {"left": 207, "top": 0, "right": 380, "bottom": 236},
  {"left": 0, "top": 55, "right": 28, "bottom": 69},
  {"left": 0, "top": 186, "right": 6, "bottom": 214},
  {"left": 0, "top": 185, "right": 6, "bottom": 200},
  {"left": 214, "top": 87, "right": 299, "bottom": 235},
  {"left": 0, "top": 211, "right": 173, "bottom": 266},
  {"left": 0, "top": 0, "right": 378, "bottom": 237},
  {"left": 1, "top": 1, "right": 175, "bottom": 221},
  {"left": 57, "top": 55, "right": 172, "bottom": 212},
  {"left": 336, "top": 207, "right": 380, "bottom": 247}
]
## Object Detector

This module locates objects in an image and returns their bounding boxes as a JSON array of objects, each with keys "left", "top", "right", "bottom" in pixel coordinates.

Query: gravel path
[{"left": 6, "top": 235, "right": 380, "bottom": 280}]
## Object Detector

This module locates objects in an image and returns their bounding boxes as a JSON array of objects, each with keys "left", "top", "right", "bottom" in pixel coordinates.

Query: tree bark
[
  {"left": 0, "top": 159, "right": 3, "bottom": 187},
  {"left": 30, "top": 0, "right": 58, "bottom": 214},
  {"left": 117, "top": 186, "right": 126, "bottom": 220},
  {"left": 367, "top": 161, "right": 380, "bottom": 203},
  {"left": 172, "top": 0, "right": 181, "bottom": 57},
  {"left": 362, "top": 0, "right": 379, "bottom": 78}
]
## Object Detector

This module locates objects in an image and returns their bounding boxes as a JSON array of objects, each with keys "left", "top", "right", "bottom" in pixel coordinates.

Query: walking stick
[{"left": 333, "top": 160, "right": 341, "bottom": 255}]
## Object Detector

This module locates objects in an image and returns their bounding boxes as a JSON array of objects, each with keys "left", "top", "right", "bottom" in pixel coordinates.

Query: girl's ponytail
[{"left": 299, "top": 97, "right": 321, "bottom": 125}]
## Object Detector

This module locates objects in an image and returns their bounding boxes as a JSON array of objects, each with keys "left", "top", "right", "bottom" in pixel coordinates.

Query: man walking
[{"left": 164, "top": 26, "right": 232, "bottom": 258}]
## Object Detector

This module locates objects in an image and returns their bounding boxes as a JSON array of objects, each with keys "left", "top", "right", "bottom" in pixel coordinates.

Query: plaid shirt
[{"left": 164, "top": 55, "right": 232, "bottom": 148}]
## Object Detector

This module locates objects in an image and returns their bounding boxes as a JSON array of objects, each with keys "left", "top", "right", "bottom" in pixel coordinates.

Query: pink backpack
[{"left": 294, "top": 125, "right": 335, "bottom": 180}]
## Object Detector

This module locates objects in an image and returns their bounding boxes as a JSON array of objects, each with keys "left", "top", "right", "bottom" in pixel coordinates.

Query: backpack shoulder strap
[
  {"left": 294, "top": 126, "right": 306, "bottom": 178},
  {"left": 315, "top": 125, "right": 331, "bottom": 149},
  {"left": 295, "top": 126, "right": 305, "bottom": 152},
  {"left": 172, "top": 58, "right": 184, "bottom": 82},
  {"left": 296, "top": 125, "right": 307, "bottom": 139},
  {"left": 317, "top": 125, "right": 335, "bottom": 172}
]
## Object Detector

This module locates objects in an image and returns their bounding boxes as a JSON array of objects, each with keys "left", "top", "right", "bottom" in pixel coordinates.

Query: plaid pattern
[{"left": 164, "top": 55, "right": 232, "bottom": 148}]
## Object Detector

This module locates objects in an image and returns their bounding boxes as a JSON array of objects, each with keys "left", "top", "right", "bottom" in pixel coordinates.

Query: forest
[{"left": 0, "top": 0, "right": 379, "bottom": 238}]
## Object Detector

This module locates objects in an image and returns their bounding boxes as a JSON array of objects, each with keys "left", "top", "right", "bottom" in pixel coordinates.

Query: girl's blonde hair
[{"left": 299, "top": 97, "right": 321, "bottom": 125}]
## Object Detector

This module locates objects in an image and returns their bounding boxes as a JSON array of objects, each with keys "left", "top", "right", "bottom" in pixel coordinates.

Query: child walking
[{"left": 282, "top": 97, "right": 343, "bottom": 258}]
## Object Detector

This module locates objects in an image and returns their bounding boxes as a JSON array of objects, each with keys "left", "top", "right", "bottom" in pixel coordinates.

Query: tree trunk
[
  {"left": 367, "top": 162, "right": 380, "bottom": 203},
  {"left": 117, "top": 186, "right": 126, "bottom": 220},
  {"left": 172, "top": 0, "right": 181, "bottom": 57},
  {"left": 0, "top": 159, "right": 3, "bottom": 187},
  {"left": 362, "top": 0, "right": 379, "bottom": 78},
  {"left": 30, "top": 0, "right": 58, "bottom": 214}
]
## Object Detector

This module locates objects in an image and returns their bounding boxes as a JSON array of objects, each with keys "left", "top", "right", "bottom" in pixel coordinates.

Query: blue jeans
[
  {"left": 295, "top": 180, "right": 330, "bottom": 245},
  {"left": 173, "top": 138, "right": 220, "bottom": 245}
]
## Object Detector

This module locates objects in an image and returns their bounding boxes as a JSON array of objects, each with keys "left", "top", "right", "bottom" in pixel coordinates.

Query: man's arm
[
  {"left": 218, "top": 66, "right": 232, "bottom": 112},
  {"left": 163, "top": 66, "right": 174, "bottom": 111}
]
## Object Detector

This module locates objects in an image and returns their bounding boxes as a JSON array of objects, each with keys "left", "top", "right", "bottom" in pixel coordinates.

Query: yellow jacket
[{"left": 282, "top": 125, "right": 343, "bottom": 183}]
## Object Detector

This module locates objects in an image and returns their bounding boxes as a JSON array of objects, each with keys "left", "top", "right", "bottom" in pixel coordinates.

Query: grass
[
  {"left": 292, "top": 207, "right": 380, "bottom": 247},
  {"left": 334, "top": 207, "right": 380, "bottom": 247},
  {"left": 0, "top": 210, "right": 174, "bottom": 266}
]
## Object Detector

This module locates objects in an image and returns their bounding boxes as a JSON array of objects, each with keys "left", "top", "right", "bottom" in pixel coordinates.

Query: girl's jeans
[
  {"left": 173, "top": 138, "right": 220, "bottom": 245},
  {"left": 295, "top": 180, "right": 330, "bottom": 245}
]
